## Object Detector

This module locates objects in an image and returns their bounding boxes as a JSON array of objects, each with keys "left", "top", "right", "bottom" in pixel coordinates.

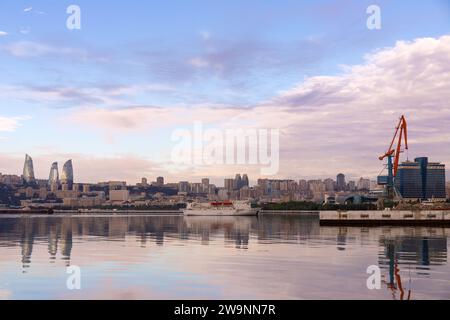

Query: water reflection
[
  {"left": 0, "top": 215, "right": 449, "bottom": 299},
  {"left": 378, "top": 235, "right": 447, "bottom": 300},
  {"left": 1, "top": 216, "right": 320, "bottom": 268}
]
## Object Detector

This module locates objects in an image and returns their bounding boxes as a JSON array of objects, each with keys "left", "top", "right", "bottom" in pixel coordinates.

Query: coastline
[{"left": 1, "top": 209, "right": 450, "bottom": 227}]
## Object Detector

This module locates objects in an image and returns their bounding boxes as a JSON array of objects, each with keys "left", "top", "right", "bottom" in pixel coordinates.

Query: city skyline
[
  {"left": 0, "top": 152, "right": 421, "bottom": 187},
  {"left": 1, "top": 1, "right": 450, "bottom": 183}
]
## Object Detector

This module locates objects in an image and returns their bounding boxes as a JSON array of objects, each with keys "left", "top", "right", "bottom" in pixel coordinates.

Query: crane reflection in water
[{"left": 379, "top": 235, "right": 447, "bottom": 300}]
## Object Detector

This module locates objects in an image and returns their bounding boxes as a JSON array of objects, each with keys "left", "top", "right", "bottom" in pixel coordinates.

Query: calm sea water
[{"left": 0, "top": 214, "right": 449, "bottom": 300}]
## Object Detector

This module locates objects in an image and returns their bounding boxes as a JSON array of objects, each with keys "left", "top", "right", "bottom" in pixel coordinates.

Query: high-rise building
[
  {"left": 308, "top": 180, "right": 326, "bottom": 193},
  {"left": 234, "top": 174, "right": 242, "bottom": 190},
  {"left": 156, "top": 177, "right": 164, "bottom": 186},
  {"left": 242, "top": 174, "right": 249, "bottom": 188},
  {"left": 201, "top": 178, "right": 210, "bottom": 192},
  {"left": 191, "top": 183, "right": 202, "bottom": 194},
  {"left": 207, "top": 184, "right": 216, "bottom": 195},
  {"left": 22, "top": 154, "right": 35, "bottom": 184},
  {"left": 288, "top": 180, "right": 299, "bottom": 191},
  {"left": 60, "top": 160, "right": 74, "bottom": 189},
  {"left": 224, "top": 179, "right": 234, "bottom": 191},
  {"left": 308, "top": 180, "right": 326, "bottom": 202},
  {"left": 178, "top": 181, "right": 190, "bottom": 193},
  {"left": 336, "top": 174, "right": 346, "bottom": 191},
  {"left": 395, "top": 157, "right": 446, "bottom": 200},
  {"left": 257, "top": 179, "right": 268, "bottom": 195},
  {"left": 324, "top": 178, "right": 335, "bottom": 192},
  {"left": 48, "top": 162, "right": 59, "bottom": 185}
]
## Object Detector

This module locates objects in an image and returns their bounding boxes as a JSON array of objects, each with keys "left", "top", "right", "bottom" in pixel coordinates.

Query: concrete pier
[
  {"left": 320, "top": 210, "right": 450, "bottom": 226},
  {"left": 259, "top": 210, "right": 319, "bottom": 216}
]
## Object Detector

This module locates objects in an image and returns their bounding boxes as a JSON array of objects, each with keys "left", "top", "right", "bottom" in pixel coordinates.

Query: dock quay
[
  {"left": 319, "top": 210, "right": 450, "bottom": 226},
  {"left": 259, "top": 210, "right": 319, "bottom": 216},
  {"left": 0, "top": 208, "right": 53, "bottom": 215}
]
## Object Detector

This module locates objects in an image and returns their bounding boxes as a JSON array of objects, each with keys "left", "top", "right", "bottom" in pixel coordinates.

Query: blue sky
[{"left": 0, "top": 1, "right": 449, "bottom": 184}]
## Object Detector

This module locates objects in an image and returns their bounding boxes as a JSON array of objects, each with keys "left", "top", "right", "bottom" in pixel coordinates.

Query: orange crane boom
[{"left": 379, "top": 115, "right": 408, "bottom": 177}]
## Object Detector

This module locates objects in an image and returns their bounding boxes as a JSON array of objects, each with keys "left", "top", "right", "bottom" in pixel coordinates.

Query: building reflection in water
[
  {"left": 378, "top": 235, "right": 447, "bottom": 300},
  {"left": 0, "top": 216, "right": 447, "bottom": 283},
  {"left": 318, "top": 225, "right": 448, "bottom": 300},
  {"left": 0, "top": 215, "right": 318, "bottom": 269},
  {"left": 20, "top": 219, "right": 35, "bottom": 271}
]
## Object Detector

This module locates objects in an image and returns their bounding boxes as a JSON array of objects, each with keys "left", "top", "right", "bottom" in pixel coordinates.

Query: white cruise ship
[{"left": 183, "top": 201, "right": 260, "bottom": 216}]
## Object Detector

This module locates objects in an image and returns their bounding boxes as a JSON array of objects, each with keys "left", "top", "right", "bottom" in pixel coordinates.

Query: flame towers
[
  {"left": 61, "top": 160, "right": 74, "bottom": 188},
  {"left": 22, "top": 154, "right": 36, "bottom": 184},
  {"left": 21, "top": 155, "right": 74, "bottom": 189},
  {"left": 48, "top": 162, "right": 59, "bottom": 185}
]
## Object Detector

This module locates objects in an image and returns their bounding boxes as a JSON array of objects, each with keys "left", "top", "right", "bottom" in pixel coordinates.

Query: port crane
[{"left": 378, "top": 115, "right": 408, "bottom": 199}]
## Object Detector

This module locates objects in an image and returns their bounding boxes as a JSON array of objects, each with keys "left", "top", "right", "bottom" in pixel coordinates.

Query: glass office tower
[{"left": 395, "top": 157, "right": 446, "bottom": 200}]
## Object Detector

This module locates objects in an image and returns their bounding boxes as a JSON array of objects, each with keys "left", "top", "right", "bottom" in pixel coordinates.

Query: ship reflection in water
[{"left": 0, "top": 215, "right": 448, "bottom": 299}]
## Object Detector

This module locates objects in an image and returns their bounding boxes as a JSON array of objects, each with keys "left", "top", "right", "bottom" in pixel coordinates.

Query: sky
[{"left": 0, "top": 0, "right": 449, "bottom": 185}]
